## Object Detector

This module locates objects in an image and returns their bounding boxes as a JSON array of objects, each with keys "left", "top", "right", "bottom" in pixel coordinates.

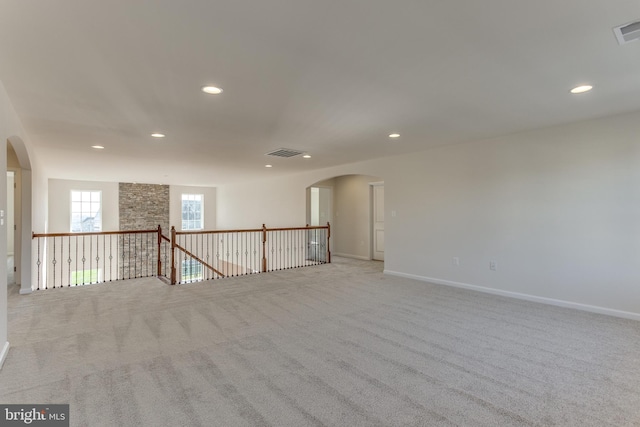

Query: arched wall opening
[
  {"left": 6, "top": 136, "right": 33, "bottom": 294},
  {"left": 307, "top": 174, "right": 383, "bottom": 262}
]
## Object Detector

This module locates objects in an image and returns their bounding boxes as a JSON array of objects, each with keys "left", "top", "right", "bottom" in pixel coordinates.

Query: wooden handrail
[
  {"left": 33, "top": 229, "right": 159, "bottom": 238},
  {"left": 173, "top": 242, "right": 226, "bottom": 278},
  {"left": 34, "top": 225, "right": 330, "bottom": 239},
  {"left": 174, "top": 225, "right": 329, "bottom": 236},
  {"left": 177, "top": 228, "right": 263, "bottom": 235},
  {"left": 264, "top": 225, "right": 329, "bottom": 232}
]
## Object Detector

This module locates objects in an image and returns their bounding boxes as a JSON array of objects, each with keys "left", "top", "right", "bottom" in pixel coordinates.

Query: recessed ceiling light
[
  {"left": 91, "top": 145, "right": 104, "bottom": 149},
  {"left": 151, "top": 133, "right": 165, "bottom": 138},
  {"left": 202, "top": 86, "right": 223, "bottom": 95},
  {"left": 389, "top": 133, "right": 400, "bottom": 138},
  {"left": 303, "top": 154, "right": 311, "bottom": 159},
  {"left": 265, "top": 164, "right": 273, "bottom": 168},
  {"left": 570, "top": 85, "right": 593, "bottom": 94}
]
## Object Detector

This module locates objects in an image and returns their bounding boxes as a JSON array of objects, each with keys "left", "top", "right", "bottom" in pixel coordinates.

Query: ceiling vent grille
[
  {"left": 265, "top": 148, "right": 304, "bottom": 158},
  {"left": 614, "top": 20, "right": 640, "bottom": 45}
]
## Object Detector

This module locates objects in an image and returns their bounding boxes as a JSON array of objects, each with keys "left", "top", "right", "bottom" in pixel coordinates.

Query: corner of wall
[{"left": 0, "top": 341, "right": 9, "bottom": 370}]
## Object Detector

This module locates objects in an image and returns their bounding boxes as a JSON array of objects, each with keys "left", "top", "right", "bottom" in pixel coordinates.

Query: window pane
[
  {"left": 181, "top": 194, "right": 204, "bottom": 230},
  {"left": 71, "top": 190, "right": 102, "bottom": 232}
]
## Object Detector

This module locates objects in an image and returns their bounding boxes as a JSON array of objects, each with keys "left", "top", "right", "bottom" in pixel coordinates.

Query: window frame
[
  {"left": 70, "top": 190, "right": 102, "bottom": 233},
  {"left": 181, "top": 193, "right": 204, "bottom": 231}
]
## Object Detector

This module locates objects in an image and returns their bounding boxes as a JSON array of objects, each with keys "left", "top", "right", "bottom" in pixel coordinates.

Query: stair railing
[{"left": 32, "top": 223, "right": 330, "bottom": 289}]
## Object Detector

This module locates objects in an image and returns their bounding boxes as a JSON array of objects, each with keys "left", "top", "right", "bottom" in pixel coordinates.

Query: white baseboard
[
  {"left": 19, "top": 286, "right": 33, "bottom": 295},
  {"left": 333, "top": 253, "right": 370, "bottom": 261},
  {"left": 0, "top": 341, "right": 9, "bottom": 370},
  {"left": 384, "top": 270, "right": 640, "bottom": 322}
]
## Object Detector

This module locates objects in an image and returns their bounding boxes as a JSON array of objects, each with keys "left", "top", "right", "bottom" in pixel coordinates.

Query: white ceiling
[{"left": 1, "top": 0, "right": 639, "bottom": 186}]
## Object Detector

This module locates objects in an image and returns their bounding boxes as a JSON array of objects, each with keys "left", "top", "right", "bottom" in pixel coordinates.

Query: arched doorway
[
  {"left": 307, "top": 174, "right": 383, "bottom": 262},
  {"left": 6, "top": 137, "right": 33, "bottom": 294}
]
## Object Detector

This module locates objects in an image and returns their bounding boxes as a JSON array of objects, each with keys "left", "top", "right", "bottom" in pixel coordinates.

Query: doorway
[
  {"left": 307, "top": 186, "right": 332, "bottom": 227},
  {"left": 6, "top": 171, "right": 14, "bottom": 285},
  {"left": 371, "top": 183, "right": 384, "bottom": 261}
]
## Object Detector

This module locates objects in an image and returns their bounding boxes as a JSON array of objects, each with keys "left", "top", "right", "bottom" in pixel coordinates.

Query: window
[
  {"left": 182, "top": 194, "right": 204, "bottom": 230},
  {"left": 181, "top": 259, "right": 203, "bottom": 282},
  {"left": 71, "top": 191, "right": 102, "bottom": 232}
]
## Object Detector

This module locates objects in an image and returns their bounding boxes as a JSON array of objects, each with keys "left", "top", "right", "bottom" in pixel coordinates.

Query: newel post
[
  {"left": 326, "top": 222, "right": 331, "bottom": 264},
  {"left": 170, "top": 226, "right": 177, "bottom": 284},
  {"left": 157, "top": 225, "right": 162, "bottom": 277},
  {"left": 262, "top": 224, "right": 267, "bottom": 273}
]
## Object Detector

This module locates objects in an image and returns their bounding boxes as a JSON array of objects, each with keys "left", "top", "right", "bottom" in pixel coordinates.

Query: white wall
[
  {"left": 0, "top": 78, "right": 38, "bottom": 368},
  {"left": 29, "top": 156, "right": 45, "bottom": 294},
  {"left": 385, "top": 113, "right": 640, "bottom": 317},
  {"left": 170, "top": 185, "right": 217, "bottom": 231},
  {"left": 46, "top": 181, "right": 217, "bottom": 234},
  {"left": 47, "top": 179, "right": 119, "bottom": 233},
  {"left": 217, "top": 174, "right": 308, "bottom": 229},
  {"left": 217, "top": 110, "right": 640, "bottom": 319}
]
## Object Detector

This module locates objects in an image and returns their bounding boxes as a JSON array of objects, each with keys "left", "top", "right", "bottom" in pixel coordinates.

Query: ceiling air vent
[
  {"left": 614, "top": 20, "right": 640, "bottom": 45},
  {"left": 265, "top": 148, "right": 303, "bottom": 158}
]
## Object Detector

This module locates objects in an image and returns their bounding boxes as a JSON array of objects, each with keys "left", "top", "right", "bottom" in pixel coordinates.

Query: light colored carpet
[{"left": 2, "top": 257, "right": 640, "bottom": 426}]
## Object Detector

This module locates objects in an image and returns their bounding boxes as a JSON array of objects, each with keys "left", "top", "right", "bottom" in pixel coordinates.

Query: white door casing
[{"left": 372, "top": 184, "right": 384, "bottom": 261}]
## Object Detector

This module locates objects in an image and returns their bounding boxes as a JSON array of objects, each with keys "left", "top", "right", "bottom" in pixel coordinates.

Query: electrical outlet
[
  {"left": 452, "top": 257, "right": 459, "bottom": 267},
  {"left": 489, "top": 260, "right": 497, "bottom": 271}
]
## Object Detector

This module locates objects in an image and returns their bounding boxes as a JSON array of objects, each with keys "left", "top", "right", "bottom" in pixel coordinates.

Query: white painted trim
[
  {"left": 19, "top": 286, "right": 32, "bottom": 295},
  {"left": 384, "top": 270, "right": 640, "bottom": 322},
  {"left": 333, "top": 252, "right": 370, "bottom": 261},
  {"left": 0, "top": 341, "right": 9, "bottom": 370}
]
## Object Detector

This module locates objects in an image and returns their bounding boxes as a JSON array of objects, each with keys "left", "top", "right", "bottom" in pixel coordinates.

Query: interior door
[{"left": 372, "top": 184, "right": 384, "bottom": 261}]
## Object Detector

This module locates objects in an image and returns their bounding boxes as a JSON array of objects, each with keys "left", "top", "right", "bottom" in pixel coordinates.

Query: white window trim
[
  {"left": 70, "top": 190, "right": 102, "bottom": 233},
  {"left": 181, "top": 193, "right": 204, "bottom": 231}
]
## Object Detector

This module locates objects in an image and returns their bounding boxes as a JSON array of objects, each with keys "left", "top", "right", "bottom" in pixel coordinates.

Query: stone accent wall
[
  {"left": 119, "top": 183, "right": 170, "bottom": 279},
  {"left": 119, "top": 183, "right": 170, "bottom": 232}
]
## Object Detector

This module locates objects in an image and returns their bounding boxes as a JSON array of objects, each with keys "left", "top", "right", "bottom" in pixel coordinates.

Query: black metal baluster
[
  {"left": 235, "top": 231, "right": 238, "bottom": 276},
  {"left": 59, "top": 236, "right": 64, "bottom": 286},
  {"left": 225, "top": 233, "right": 229, "bottom": 277},
  {"left": 81, "top": 235, "right": 87, "bottom": 284},
  {"left": 279, "top": 230, "right": 282, "bottom": 270},
  {"left": 134, "top": 233, "right": 138, "bottom": 279},
  {"left": 103, "top": 234, "right": 106, "bottom": 282},
  {"left": 89, "top": 234, "right": 93, "bottom": 284},
  {"left": 51, "top": 236, "right": 57, "bottom": 288},
  {"left": 67, "top": 236, "right": 72, "bottom": 286},
  {"left": 120, "top": 233, "right": 124, "bottom": 280},
  {"left": 278, "top": 230, "right": 282, "bottom": 270},
  {"left": 146, "top": 232, "right": 149, "bottom": 277},
  {"left": 36, "top": 238, "right": 41, "bottom": 290},
  {"left": 288, "top": 230, "right": 291, "bottom": 269},
  {"left": 216, "top": 235, "right": 220, "bottom": 278},
  {"left": 109, "top": 235, "right": 113, "bottom": 281}
]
